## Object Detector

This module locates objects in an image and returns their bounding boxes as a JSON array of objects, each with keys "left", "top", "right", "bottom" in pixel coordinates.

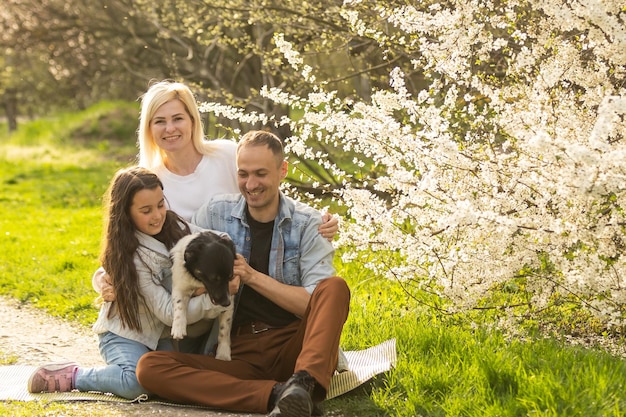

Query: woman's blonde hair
[{"left": 137, "top": 80, "right": 214, "bottom": 169}]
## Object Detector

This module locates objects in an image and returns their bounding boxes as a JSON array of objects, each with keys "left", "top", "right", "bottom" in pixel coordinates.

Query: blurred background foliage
[{"left": 0, "top": 0, "right": 424, "bottom": 134}]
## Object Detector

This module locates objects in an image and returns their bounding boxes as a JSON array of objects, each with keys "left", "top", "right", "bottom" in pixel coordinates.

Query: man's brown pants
[{"left": 136, "top": 276, "right": 350, "bottom": 414}]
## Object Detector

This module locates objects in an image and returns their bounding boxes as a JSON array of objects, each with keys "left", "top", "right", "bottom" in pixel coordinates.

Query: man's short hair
[{"left": 237, "top": 130, "right": 285, "bottom": 166}]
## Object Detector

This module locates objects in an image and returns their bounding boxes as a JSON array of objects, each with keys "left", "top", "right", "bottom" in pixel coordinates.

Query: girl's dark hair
[{"left": 99, "top": 166, "right": 190, "bottom": 331}]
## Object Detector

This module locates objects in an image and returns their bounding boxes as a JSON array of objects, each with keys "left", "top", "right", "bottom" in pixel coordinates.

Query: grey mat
[{"left": 0, "top": 339, "right": 396, "bottom": 403}]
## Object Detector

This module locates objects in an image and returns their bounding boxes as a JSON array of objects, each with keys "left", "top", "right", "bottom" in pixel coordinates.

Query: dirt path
[
  {"left": 0, "top": 297, "right": 263, "bottom": 417},
  {"left": 0, "top": 298, "right": 103, "bottom": 367}
]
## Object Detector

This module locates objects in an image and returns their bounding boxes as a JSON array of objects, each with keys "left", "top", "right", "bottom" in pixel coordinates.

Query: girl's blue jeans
[{"left": 74, "top": 331, "right": 175, "bottom": 399}]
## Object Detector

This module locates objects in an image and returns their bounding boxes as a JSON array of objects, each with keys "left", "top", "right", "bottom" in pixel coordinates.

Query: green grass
[
  {"left": 1, "top": 102, "right": 138, "bottom": 324},
  {"left": 2, "top": 104, "right": 626, "bottom": 416},
  {"left": 0, "top": 401, "right": 131, "bottom": 417}
]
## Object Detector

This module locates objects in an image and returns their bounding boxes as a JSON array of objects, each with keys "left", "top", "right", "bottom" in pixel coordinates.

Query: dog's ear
[
  {"left": 183, "top": 238, "right": 203, "bottom": 265},
  {"left": 219, "top": 235, "right": 237, "bottom": 257}
]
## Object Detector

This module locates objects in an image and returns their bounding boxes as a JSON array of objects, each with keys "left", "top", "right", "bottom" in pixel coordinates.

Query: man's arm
[
  {"left": 233, "top": 254, "right": 311, "bottom": 317},
  {"left": 191, "top": 199, "right": 213, "bottom": 229},
  {"left": 298, "top": 210, "right": 337, "bottom": 291}
]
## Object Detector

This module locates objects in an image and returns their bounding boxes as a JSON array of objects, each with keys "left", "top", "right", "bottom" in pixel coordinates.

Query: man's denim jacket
[
  {"left": 191, "top": 192, "right": 349, "bottom": 371},
  {"left": 192, "top": 192, "right": 336, "bottom": 294}
]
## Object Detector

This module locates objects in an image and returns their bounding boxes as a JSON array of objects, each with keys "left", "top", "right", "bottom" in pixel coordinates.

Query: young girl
[{"left": 27, "top": 166, "right": 228, "bottom": 399}]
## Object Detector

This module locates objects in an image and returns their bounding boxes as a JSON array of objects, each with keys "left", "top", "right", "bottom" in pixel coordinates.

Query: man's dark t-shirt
[{"left": 233, "top": 208, "right": 298, "bottom": 328}]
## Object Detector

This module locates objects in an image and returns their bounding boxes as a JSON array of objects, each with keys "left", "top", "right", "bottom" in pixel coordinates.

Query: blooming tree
[{"left": 201, "top": 1, "right": 626, "bottom": 329}]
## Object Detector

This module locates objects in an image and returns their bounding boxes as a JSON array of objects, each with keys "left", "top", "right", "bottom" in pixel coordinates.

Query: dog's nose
[{"left": 211, "top": 295, "right": 231, "bottom": 307}]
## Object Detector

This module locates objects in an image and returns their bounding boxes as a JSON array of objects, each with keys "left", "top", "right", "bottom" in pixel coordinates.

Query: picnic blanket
[{"left": 0, "top": 338, "right": 396, "bottom": 404}]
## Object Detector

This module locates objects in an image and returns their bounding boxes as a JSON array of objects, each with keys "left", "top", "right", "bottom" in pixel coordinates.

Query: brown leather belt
[{"left": 233, "top": 321, "right": 279, "bottom": 336}]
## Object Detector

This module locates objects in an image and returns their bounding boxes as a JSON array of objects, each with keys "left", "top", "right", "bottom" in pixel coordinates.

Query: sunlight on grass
[
  {"left": 3, "top": 144, "right": 115, "bottom": 168},
  {"left": 1, "top": 163, "right": 107, "bottom": 325},
  {"left": 0, "top": 401, "right": 131, "bottom": 416},
  {"left": 0, "top": 351, "right": 18, "bottom": 366}
]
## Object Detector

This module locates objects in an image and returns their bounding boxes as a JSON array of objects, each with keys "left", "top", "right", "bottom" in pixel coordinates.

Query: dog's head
[{"left": 183, "top": 231, "right": 236, "bottom": 307}]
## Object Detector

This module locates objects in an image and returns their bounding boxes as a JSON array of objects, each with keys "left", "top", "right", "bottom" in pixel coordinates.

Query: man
[{"left": 136, "top": 130, "right": 350, "bottom": 417}]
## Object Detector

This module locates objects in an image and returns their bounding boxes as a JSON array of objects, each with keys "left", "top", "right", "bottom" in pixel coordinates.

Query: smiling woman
[
  {"left": 149, "top": 99, "right": 197, "bottom": 174},
  {"left": 136, "top": 81, "right": 240, "bottom": 222}
]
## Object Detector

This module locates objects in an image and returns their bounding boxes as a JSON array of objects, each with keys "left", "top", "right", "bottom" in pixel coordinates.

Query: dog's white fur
[{"left": 170, "top": 233, "right": 234, "bottom": 361}]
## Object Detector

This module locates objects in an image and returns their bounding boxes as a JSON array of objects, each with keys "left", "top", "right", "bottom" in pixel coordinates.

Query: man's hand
[
  {"left": 319, "top": 212, "right": 339, "bottom": 241},
  {"left": 229, "top": 275, "right": 241, "bottom": 295},
  {"left": 232, "top": 254, "right": 310, "bottom": 317},
  {"left": 233, "top": 254, "right": 257, "bottom": 285}
]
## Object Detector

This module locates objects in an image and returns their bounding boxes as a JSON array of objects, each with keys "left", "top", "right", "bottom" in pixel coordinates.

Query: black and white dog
[{"left": 170, "top": 231, "right": 236, "bottom": 361}]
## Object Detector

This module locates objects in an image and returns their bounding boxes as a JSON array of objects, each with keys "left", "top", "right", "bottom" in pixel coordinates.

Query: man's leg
[
  {"left": 267, "top": 276, "right": 350, "bottom": 416},
  {"left": 276, "top": 276, "right": 350, "bottom": 399},
  {"left": 137, "top": 350, "right": 275, "bottom": 413}
]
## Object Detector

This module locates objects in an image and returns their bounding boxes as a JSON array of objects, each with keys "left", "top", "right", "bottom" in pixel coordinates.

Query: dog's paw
[
  {"left": 215, "top": 345, "right": 231, "bottom": 361},
  {"left": 171, "top": 323, "right": 187, "bottom": 340}
]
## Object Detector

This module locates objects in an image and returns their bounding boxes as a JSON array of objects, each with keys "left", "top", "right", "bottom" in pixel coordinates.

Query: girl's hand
[
  {"left": 192, "top": 287, "right": 206, "bottom": 296},
  {"left": 97, "top": 272, "right": 116, "bottom": 302}
]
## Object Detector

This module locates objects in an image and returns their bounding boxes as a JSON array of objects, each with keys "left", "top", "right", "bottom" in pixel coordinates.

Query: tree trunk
[{"left": 4, "top": 88, "right": 18, "bottom": 132}]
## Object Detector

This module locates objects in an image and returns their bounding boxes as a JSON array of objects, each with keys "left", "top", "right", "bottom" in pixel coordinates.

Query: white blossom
[{"left": 199, "top": 0, "right": 626, "bottom": 330}]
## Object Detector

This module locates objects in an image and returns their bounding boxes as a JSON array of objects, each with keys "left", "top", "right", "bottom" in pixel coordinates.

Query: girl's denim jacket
[{"left": 192, "top": 192, "right": 336, "bottom": 294}]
